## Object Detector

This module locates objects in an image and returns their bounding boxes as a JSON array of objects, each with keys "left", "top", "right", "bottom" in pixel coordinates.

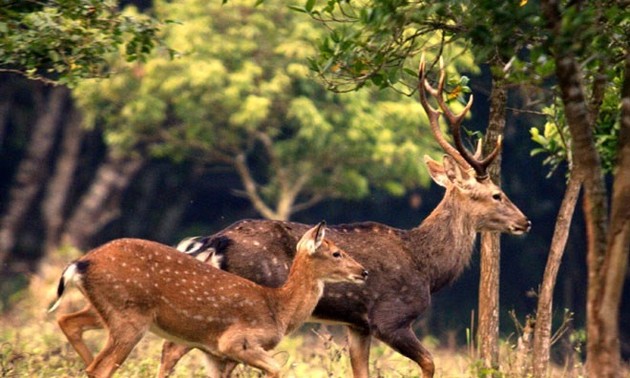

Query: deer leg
[
  {"left": 217, "top": 332, "right": 281, "bottom": 378},
  {"left": 347, "top": 326, "right": 371, "bottom": 378},
  {"left": 373, "top": 325, "right": 434, "bottom": 378},
  {"left": 85, "top": 313, "right": 149, "bottom": 378},
  {"left": 157, "top": 341, "right": 192, "bottom": 378},
  {"left": 202, "top": 353, "right": 238, "bottom": 378},
  {"left": 223, "top": 346, "right": 281, "bottom": 378},
  {"left": 57, "top": 304, "right": 103, "bottom": 365},
  {"left": 219, "top": 360, "right": 238, "bottom": 378}
]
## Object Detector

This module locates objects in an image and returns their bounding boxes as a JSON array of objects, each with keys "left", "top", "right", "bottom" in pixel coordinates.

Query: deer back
[
  {"left": 183, "top": 220, "right": 425, "bottom": 327},
  {"left": 71, "top": 239, "right": 269, "bottom": 347},
  {"left": 62, "top": 227, "right": 366, "bottom": 348}
]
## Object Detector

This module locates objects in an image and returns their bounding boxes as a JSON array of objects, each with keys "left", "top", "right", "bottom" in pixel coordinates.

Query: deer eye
[
  {"left": 332, "top": 251, "right": 342, "bottom": 258},
  {"left": 492, "top": 193, "right": 502, "bottom": 201}
]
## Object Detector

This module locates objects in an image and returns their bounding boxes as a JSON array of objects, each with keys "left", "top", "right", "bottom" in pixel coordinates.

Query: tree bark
[
  {"left": 153, "top": 164, "right": 205, "bottom": 240},
  {"left": 41, "top": 108, "right": 84, "bottom": 253},
  {"left": 540, "top": 1, "right": 612, "bottom": 375},
  {"left": 596, "top": 50, "right": 630, "bottom": 378},
  {"left": 61, "top": 151, "right": 145, "bottom": 250},
  {"left": 0, "top": 79, "right": 13, "bottom": 147},
  {"left": 477, "top": 62, "right": 506, "bottom": 374},
  {"left": 531, "top": 173, "right": 581, "bottom": 376},
  {"left": 233, "top": 153, "right": 280, "bottom": 220},
  {"left": 0, "top": 85, "right": 68, "bottom": 265},
  {"left": 124, "top": 164, "right": 163, "bottom": 237}
]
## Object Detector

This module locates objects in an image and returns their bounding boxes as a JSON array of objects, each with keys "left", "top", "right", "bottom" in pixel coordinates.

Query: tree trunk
[
  {"left": 540, "top": 1, "right": 612, "bottom": 375},
  {"left": 531, "top": 173, "right": 581, "bottom": 376},
  {"left": 61, "top": 151, "right": 145, "bottom": 250},
  {"left": 41, "top": 108, "right": 84, "bottom": 253},
  {"left": 233, "top": 153, "right": 280, "bottom": 220},
  {"left": 0, "top": 85, "right": 68, "bottom": 265},
  {"left": 124, "top": 164, "right": 163, "bottom": 237},
  {"left": 477, "top": 62, "right": 506, "bottom": 374},
  {"left": 0, "top": 79, "right": 13, "bottom": 146},
  {"left": 596, "top": 50, "right": 630, "bottom": 378},
  {"left": 155, "top": 164, "right": 204, "bottom": 238},
  {"left": 478, "top": 233, "right": 500, "bottom": 372}
]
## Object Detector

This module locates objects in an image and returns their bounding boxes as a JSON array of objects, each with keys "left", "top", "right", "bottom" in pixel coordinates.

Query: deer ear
[
  {"left": 442, "top": 155, "right": 473, "bottom": 188},
  {"left": 297, "top": 221, "right": 326, "bottom": 255},
  {"left": 313, "top": 221, "right": 326, "bottom": 249},
  {"left": 424, "top": 155, "right": 449, "bottom": 187}
]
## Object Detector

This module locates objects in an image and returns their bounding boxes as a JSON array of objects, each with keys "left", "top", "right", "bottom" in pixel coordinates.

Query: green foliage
[
  {"left": 294, "top": 0, "right": 543, "bottom": 92},
  {"left": 0, "top": 0, "right": 162, "bottom": 86},
  {"left": 530, "top": 101, "right": 570, "bottom": 178},
  {"left": 530, "top": 71, "right": 623, "bottom": 178},
  {"left": 593, "top": 76, "right": 623, "bottom": 175},
  {"left": 74, "top": 0, "right": 443, "bottom": 213}
]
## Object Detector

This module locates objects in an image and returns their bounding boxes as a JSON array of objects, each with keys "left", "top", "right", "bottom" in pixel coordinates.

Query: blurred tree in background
[
  {"left": 73, "top": 0, "right": 464, "bottom": 223},
  {"left": 0, "top": 0, "right": 162, "bottom": 86}
]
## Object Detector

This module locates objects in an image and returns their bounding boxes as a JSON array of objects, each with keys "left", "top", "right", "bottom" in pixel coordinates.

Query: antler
[{"left": 417, "top": 55, "right": 502, "bottom": 180}]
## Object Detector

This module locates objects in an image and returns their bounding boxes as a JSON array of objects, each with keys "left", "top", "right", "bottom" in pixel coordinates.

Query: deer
[
  {"left": 49, "top": 222, "right": 368, "bottom": 378},
  {"left": 156, "top": 57, "right": 531, "bottom": 378},
  {"left": 49, "top": 57, "right": 531, "bottom": 378}
]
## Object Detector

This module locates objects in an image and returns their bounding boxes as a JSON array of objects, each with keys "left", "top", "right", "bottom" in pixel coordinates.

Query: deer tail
[
  {"left": 175, "top": 235, "right": 230, "bottom": 269},
  {"left": 47, "top": 260, "right": 89, "bottom": 313}
]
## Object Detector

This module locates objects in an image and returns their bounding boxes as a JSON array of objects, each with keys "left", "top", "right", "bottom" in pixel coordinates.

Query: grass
[
  {"left": 0, "top": 306, "right": 436, "bottom": 378},
  {"left": 0, "top": 306, "right": 587, "bottom": 378},
  {"left": 0, "top": 272, "right": 601, "bottom": 378}
]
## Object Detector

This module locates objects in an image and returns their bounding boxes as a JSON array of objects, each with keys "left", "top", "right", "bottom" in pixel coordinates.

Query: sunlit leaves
[
  {"left": 230, "top": 95, "right": 272, "bottom": 128},
  {"left": 530, "top": 79, "right": 622, "bottom": 178},
  {"left": 74, "top": 0, "right": 441, "bottom": 206},
  {"left": 530, "top": 103, "right": 570, "bottom": 178}
]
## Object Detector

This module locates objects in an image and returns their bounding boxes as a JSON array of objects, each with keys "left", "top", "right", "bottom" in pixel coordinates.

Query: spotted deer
[
  {"left": 158, "top": 57, "right": 531, "bottom": 378},
  {"left": 49, "top": 222, "right": 368, "bottom": 378}
]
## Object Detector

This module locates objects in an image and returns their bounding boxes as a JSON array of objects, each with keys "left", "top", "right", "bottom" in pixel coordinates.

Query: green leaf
[
  {"left": 288, "top": 5, "right": 307, "bottom": 13},
  {"left": 305, "top": 0, "right": 316, "bottom": 13}
]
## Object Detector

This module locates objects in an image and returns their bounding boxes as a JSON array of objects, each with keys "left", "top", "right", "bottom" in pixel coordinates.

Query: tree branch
[{"left": 232, "top": 153, "right": 277, "bottom": 220}]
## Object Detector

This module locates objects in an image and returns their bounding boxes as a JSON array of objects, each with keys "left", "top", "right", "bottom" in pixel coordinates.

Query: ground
[{"left": 0, "top": 269, "right": 603, "bottom": 378}]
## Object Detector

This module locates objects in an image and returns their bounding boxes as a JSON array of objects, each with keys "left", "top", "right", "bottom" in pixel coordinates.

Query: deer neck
[
  {"left": 410, "top": 189, "right": 477, "bottom": 292},
  {"left": 271, "top": 255, "right": 324, "bottom": 335}
]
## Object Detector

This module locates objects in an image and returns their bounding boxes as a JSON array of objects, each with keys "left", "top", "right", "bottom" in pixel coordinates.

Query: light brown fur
[{"left": 51, "top": 223, "right": 367, "bottom": 378}]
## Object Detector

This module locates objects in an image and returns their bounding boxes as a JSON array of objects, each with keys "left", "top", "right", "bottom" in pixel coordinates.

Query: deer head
[
  {"left": 418, "top": 56, "right": 531, "bottom": 235},
  {"left": 294, "top": 221, "right": 368, "bottom": 284}
]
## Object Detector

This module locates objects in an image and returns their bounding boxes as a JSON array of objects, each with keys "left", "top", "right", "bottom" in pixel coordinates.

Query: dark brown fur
[{"left": 164, "top": 156, "right": 531, "bottom": 378}]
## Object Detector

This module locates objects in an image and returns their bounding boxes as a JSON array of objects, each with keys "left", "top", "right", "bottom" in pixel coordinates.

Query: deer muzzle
[
  {"left": 509, "top": 219, "right": 532, "bottom": 235},
  {"left": 351, "top": 270, "right": 369, "bottom": 284}
]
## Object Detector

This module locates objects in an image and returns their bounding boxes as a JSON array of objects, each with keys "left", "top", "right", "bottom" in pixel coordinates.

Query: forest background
[{"left": 0, "top": 0, "right": 628, "bottom": 376}]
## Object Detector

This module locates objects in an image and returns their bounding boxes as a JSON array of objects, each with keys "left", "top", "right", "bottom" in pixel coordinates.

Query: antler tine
[
  {"left": 473, "top": 138, "right": 483, "bottom": 159},
  {"left": 417, "top": 56, "right": 472, "bottom": 170},
  {"left": 478, "top": 135, "right": 503, "bottom": 169},
  {"left": 419, "top": 55, "right": 504, "bottom": 180}
]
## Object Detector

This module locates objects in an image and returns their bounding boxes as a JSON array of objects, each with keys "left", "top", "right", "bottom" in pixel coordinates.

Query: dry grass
[
  {"left": 0, "top": 302, "right": 592, "bottom": 378},
  {"left": 0, "top": 269, "right": 610, "bottom": 378}
]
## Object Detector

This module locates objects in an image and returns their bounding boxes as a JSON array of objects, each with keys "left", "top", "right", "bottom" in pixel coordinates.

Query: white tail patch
[
  {"left": 176, "top": 236, "right": 206, "bottom": 254},
  {"left": 48, "top": 263, "right": 79, "bottom": 313},
  {"left": 195, "top": 249, "right": 223, "bottom": 269},
  {"left": 175, "top": 236, "right": 221, "bottom": 268}
]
